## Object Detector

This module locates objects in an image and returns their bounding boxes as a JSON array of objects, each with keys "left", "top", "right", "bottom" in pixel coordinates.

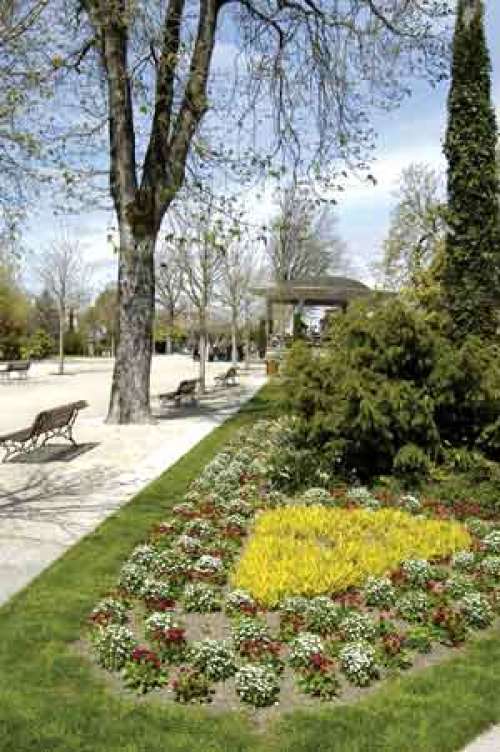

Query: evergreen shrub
[{"left": 283, "top": 299, "right": 500, "bottom": 481}]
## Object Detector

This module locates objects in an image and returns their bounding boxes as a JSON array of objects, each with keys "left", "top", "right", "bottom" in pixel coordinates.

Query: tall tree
[
  {"left": 443, "top": 0, "right": 499, "bottom": 338},
  {"left": 85, "top": 285, "right": 118, "bottom": 355},
  {"left": 218, "top": 240, "right": 255, "bottom": 366},
  {"left": 173, "top": 203, "right": 225, "bottom": 391},
  {"left": 30, "top": 290, "right": 60, "bottom": 342},
  {"left": 64, "top": 0, "right": 452, "bottom": 423},
  {"left": 266, "top": 182, "right": 349, "bottom": 282},
  {"left": 0, "top": 1, "right": 52, "bottom": 249},
  {"left": 382, "top": 163, "right": 445, "bottom": 290},
  {"left": 37, "top": 232, "right": 89, "bottom": 374},
  {"left": 155, "top": 241, "right": 186, "bottom": 354},
  {"left": 0, "top": 264, "right": 29, "bottom": 359}
]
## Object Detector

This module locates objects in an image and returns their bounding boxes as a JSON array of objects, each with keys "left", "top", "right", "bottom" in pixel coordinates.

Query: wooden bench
[
  {"left": 214, "top": 366, "right": 239, "bottom": 387},
  {"left": 0, "top": 361, "right": 31, "bottom": 380},
  {"left": 159, "top": 379, "right": 199, "bottom": 407},
  {"left": 0, "top": 400, "right": 88, "bottom": 463}
]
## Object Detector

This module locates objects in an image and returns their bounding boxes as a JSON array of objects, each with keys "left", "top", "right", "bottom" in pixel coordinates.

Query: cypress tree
[{"left": 443, "top": 0, "right": 499, "bottom": 338}]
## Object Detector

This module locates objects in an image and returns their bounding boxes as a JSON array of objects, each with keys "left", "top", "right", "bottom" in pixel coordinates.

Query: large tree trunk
[{"left": 107, "top": 223, "right": 156, "bottom": 423}]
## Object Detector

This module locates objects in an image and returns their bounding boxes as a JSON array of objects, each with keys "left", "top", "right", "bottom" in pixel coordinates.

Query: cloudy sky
[
  {"left": 335, "top": 1, "right": 500, "bottom": 284},
  {"left": 24, "top": 2, "right": 500, "bottom": 294}
]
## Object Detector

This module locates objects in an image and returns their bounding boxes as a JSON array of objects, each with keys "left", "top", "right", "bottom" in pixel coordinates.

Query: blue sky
[
  {"left": 335, "top": 1, "right": 500, "bottom": 284},
  {"left": 24, "top": 3, "right": 500, "bottom": 294}
]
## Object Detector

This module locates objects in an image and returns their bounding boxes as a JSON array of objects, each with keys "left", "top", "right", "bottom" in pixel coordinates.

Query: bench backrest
[
  {"left": 7, "top": 361, "right": 30, "bottom": 372},
  {"left": 31, "top": 400, "right": 88, "bottom": 437},
  {"left": 178, "top": 379, "right": 198, "bottom": 394}
]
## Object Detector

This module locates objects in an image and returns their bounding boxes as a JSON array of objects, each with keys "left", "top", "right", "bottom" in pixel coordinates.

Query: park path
[
  {"left": 462, "top": 727, "right": 500, "bottom": 752},
  {"left": 0, "top": 356, "right": 266, "bottom": 605}
]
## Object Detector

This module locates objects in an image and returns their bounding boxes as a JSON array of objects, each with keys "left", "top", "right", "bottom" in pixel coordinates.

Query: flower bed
[{"left": 85, "top": 418, "right": 500, "bottom": 710}]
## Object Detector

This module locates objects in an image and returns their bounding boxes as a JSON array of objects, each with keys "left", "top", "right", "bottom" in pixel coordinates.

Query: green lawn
[{"left": 1, "top": 380, "right": 499, "bottom": 752}]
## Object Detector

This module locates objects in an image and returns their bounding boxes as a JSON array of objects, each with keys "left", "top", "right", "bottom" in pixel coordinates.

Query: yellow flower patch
[{"left": 231, "top": 506, "right": 471, "bottom": 606}]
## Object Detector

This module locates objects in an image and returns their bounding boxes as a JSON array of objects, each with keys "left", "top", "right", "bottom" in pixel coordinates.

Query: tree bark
[
  {"left": 166, "top": 306, "right": 174, "bottom": 354},
  {"left": 58, "top": 307, "right": 65, "bottom": 375},
  {"left": 198, "top": 312, "right": 207, "bottom": 393},
  {"left": 107, "top": 223, "right": 155, "bottom": 423},
  {"left": 231, "top": 308, "right": 238, "bottom": 367},
  {"left": 244, "top": 300, "right": 250, "bottom": 370}
]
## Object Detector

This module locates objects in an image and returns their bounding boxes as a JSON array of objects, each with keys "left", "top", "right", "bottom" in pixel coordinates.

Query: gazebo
[{"left": 253, "top": 275, "right": 375, "bottom": 339}]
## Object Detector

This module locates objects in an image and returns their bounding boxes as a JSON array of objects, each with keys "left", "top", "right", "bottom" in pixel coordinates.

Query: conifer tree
[{"left": 443, "top": 0, "right": 499, "bottom": 338}]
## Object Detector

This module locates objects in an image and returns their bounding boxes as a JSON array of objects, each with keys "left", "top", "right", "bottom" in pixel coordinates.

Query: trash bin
[{"left": 266, "top": 358, "right": 279, "bottom": 376}]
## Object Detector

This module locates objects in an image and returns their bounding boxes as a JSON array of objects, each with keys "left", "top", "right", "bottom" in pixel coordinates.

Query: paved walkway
[
  {"left": 0, "top": 355, "right": 266, "bottom": 605},
  {"left": 463, "top": 727, "right": 500, "bottom": 752}
]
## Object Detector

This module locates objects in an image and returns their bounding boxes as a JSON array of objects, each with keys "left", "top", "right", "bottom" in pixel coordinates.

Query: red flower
[
  {"left": 145, "top": 597, "right": 176, "bottom": 612},
  {"left": 432, "top": 605, "right": 455, "bottom": 627},
  {"left": 331, "top": 487, "right": 347, "bottom": 500},
  {"left": 379, "top": 611, "right": 393, "bottom": 622},
  {"left": 374, "top": 490, "right": 397, "bottom": 506},
  {"left": 131, "top": 647, "right": 161, "bottom": 669},
  {"left": 153, "top": 627, "right": 186, "bottom": 644},
  {"left": 222, "top": 526, "right": 245, "bottom": 539},
  {"left": 390, "top": 567, "right": 406, "bottom": 586},
  {"left": 154, "top": 522, "right": 175, "bottom": 535},
  {"left": 426, "top": 580, "right": 445, "bottom": 595},
  {"left": 335, "top": 590, "right": 362, "bottom": 608},
  {"left": 309, "top": 652, "right": 332, "bottom": 672},
  {"left": 89, "top": 610, "right": 113, "bottom": 626},
  {"left": 238, "top": 638, "right": 279, "bottom": 659},
  {"left": 382, "top": 634, "right": 402, "bottom": 656},
  {"left": 164, "top": 627, "right": 186, "bottom": 643}
]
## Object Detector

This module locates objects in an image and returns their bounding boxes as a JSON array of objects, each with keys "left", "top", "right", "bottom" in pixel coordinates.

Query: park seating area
[
  {"left": 0, "top": 356, "right": 266, "bottom": 606},
  {"left": 0, "top": 400, "right": 88, "bottom": 462},
  {"left": 159, "top": 378, "right": 199, "bottom": 407},
  {"left": 0, "top": 361, "right": 31, "bottom": 380},
  {"left": 214, "top": 366, "right": 239, "bottom": 387}
]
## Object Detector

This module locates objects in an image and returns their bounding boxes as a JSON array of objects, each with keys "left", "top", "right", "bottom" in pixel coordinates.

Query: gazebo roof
[{"left": 253, "top": 275, "right": 373, "bottom": 305}]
